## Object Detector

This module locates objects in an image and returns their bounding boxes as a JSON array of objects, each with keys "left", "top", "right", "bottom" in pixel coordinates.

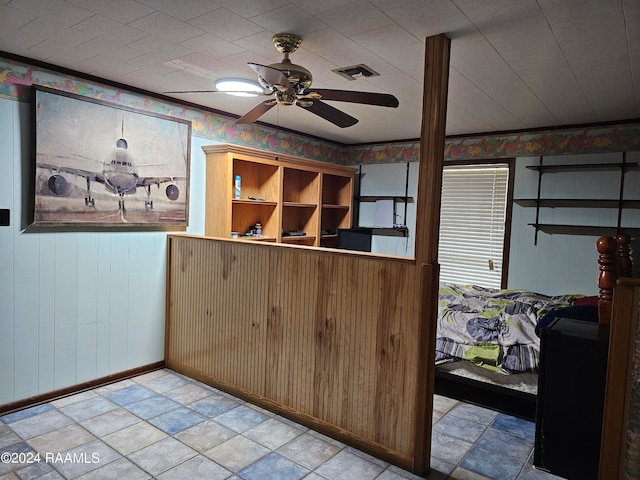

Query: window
[{"left": 438, "top": 162, "right": 512, "bottom": 289}]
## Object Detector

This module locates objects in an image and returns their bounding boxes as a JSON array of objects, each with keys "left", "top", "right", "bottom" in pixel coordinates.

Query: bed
[{"left": 433, "top": 233, "right": 634, "bottom": 419}]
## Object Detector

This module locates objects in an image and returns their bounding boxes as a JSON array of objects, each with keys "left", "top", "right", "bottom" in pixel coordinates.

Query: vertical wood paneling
[
  {"left": 53, "top": 232, "right": 79, "bottom": 390},
  {"left": 0, "top": 99, "right": 16, "bottom": 404},
  {"left": 166, "top": 235, "right": 421, "bottom": 468},
  {"left": 76, "top": 232, "right": 99, "bottom": 383}
]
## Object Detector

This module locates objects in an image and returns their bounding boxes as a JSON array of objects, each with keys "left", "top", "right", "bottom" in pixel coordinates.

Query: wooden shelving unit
[{"left": 203, "top": 144, "right": 356, "bottom": 247}]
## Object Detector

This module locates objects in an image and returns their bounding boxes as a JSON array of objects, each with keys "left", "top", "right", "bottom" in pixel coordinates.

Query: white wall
[
  {"left": 0, "top": 98, "right": 208, "bottom": 405},
  {"left": 509, "top": 151, "right": 640, "bottom": 295},
  {"left": 352, "top": 152, "right": 640, "bottom": 296},
  {"left": 354, "top": 162, "right": 419, "bottom": 257}
]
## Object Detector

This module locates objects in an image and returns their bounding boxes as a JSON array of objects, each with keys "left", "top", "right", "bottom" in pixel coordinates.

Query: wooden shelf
[
  {"left": 356, "top": 195, "right": 414, "bottom": 202},
  {"left": 232, "top": 199, "right": 278, "bottom": 206},
  {"left": 283, "top": 202, "right": 317, "bottom": 208},
  {"left": 529, "top": 224, "right": 639, "bottom": 236},
  {"left": 236, "top": 235, "right": 277, "bottom": 242},
  {"left": 322, "top": 204, "right": 350, "bottom": 209},
  {"left": 515, "top": 199, "right": 629, "bottom": 208},
  {"left": 526, "top": 162, "right": 639, "bottom": 172},
  {"left": 281, "top": 235, "right": 316, "bottom": 243},
  {"left": 204, "top": 144, "right": 355, "bottom": 247}
]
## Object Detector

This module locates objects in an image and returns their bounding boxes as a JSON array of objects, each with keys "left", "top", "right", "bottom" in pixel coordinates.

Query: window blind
[{"left": 438, "top": 164, "right": 509, "bottom": 289}]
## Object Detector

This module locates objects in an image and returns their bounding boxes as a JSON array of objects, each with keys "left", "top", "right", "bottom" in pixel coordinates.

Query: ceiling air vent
[{"left": 332, "top": 64, "right": 380, "bottom": 81}]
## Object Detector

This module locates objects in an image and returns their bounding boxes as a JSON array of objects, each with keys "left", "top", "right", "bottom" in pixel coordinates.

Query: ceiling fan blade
[
  {"left": 236, "top": 101, "right": 276, "bottom": 124},
  {"left": 248, "top": 63, "right": 292, "bottom": 90},
  {"left": 305, "top": 89, "right": 399, "bottom": 107},
  {"left": 299, "top": 100, "right": 358, "bottom": 128}
]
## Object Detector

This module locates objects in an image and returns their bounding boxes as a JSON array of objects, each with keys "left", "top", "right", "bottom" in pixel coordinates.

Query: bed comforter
[{"left": 436, "top": 283, "right": 581, "bottom": 373}]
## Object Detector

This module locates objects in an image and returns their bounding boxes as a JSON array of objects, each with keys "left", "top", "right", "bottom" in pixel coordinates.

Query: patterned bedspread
[{"left": 436, "top": 283, "right": 581, "bottom": 373}]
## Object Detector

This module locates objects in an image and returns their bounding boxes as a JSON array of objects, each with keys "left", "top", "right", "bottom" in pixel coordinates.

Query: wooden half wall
[{"left": 165, "top": 235, "right": 424, "bottom": 470}]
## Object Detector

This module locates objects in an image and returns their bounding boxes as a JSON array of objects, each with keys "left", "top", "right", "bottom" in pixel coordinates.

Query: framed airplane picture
[{"left": 31, "top": 86, "right": 191, "bottom": 228}]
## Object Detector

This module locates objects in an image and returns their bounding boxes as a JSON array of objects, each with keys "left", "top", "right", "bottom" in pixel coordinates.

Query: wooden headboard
[{"left": 597, "top": 232, "right": 633, "bottom": 324}]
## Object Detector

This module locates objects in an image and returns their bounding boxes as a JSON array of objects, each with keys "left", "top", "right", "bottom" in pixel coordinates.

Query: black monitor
[{"left": 337, "top": 228, "right": 372, "bottom": 252}]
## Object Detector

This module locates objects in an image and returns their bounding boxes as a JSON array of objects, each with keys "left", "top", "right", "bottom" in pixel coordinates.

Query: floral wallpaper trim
[
  {"left": 0, "top": 57, "right": 347, "bottom": 164},
  {"left": 348, "top": 124, "right": 640, "bottom": 164},
  {"left": 3, "top": 56, "right": 640, "bottom": 165}
]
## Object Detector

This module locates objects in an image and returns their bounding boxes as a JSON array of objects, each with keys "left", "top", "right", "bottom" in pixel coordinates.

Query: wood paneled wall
[{"left": 165, "top": 235, "right": 424, "bottom": 469}]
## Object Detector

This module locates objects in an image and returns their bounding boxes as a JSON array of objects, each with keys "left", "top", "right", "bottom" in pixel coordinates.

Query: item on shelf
[
  {"left": 321, "top": 228, "right": 336, "bottom": 236},
  {"left": 248, "top": 196, "right": 265, "bottom": 201},
  {"left": 283, "top": 230, "right": 306, "bottom": 236},
  {"left": 231, "top": 231, "right": 239, "bottom": 239},
  {"left": 255, "top": 223, "right": 262, "bottom": 236},
  {"left": 234, "top": 175, "right": 241, "bottom": 199}
]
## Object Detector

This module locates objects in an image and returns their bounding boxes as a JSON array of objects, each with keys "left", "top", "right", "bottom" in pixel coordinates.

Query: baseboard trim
[{"left": 0, "top": 361, "right": 166, "bottom": 416}]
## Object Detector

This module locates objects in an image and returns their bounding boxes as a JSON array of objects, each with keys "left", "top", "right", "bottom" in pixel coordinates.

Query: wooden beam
[{"left": 412, "top": 33, "right": 451, "bottom": 474}]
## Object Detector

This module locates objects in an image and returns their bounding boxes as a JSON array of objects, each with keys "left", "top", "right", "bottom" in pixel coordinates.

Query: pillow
[{"left": 574, "top": 295, "right": 598, "bottom": 307}]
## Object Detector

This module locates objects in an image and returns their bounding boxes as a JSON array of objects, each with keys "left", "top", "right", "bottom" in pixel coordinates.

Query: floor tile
[
  {"left": 104, "top": 384, "right": 157, "bottom": 407},
  {"left": 79, "top": 408, "right": 141, "bottom": 437},
  {"left": 214, "top": 405, "right": 269, "bottom": 433},
  {"left": 124, "top": 395, "right": 181, "bottom": 420},
  {"left": 474, "top": 427, "right": 533, "bottom": 462},
  {"left": 50, "top": 391, "right": 98, "bottom": 409},
  {"left": 59, "top": 396, "right": 119, "bottom": 422},
  {"left": 0, "top": 424, "right": 21, "bottom": 449},
  {"left": 0, "top": 441, "right": 33, "bottom": 476},
  {"left": 155, "top": 455, "right": 231, "bottom": 480},
  {"left": 204, "top": 435, "right": 270, "bottom": 472},
  {"left": 102, "top": 421, "right": 167, "bottom": 455},
  {"left": 449, "top": 402, "right": 499, "bottom": 426},
  {"left": 163, "top": 383, "right": 213, "bottom": 404},
  {"left": 314, "top": 449, "right": 385, "bottom": 480},
  {"left": 74, "top": 456, "right": 151, "bottom": 480},
  {"left": 432, "top": 413, "right": 487, "bottom": 443},
  {"left": 11, "top": 460, "right": 56, "bottom": 479},
  {"left": 430, "top": 430, "right": 474, "bottom": 465},
  {"left": 460, "top": 445, "right": 526, "bottom": 480},
  {"left": 148, "top": 406, "right": 207, "bottom": 435},
  {"left": 174, "top": 418, "right": 236, "bottom": 452},
  {"left": 27, "top": 423, "right": 96, "bottom": 455},
  {"left": 277, "top": 432, "right": 341, "bottom": 470},
  {"left": 127, "top": 437, "right": 197, "bottom": 477},
  {"left": 189, "top": 393, "right": 241, "bottom": 417},
  {"left": 140, "top": 373, "right": 190, "bottom": 394},
  {"left": 93, "top": 379, "right": 137, "bottom": 396},
  {"left": 238, "top": 452, "right": 310, "bottom": 480},
  {"left": 51, "top": 438, "right": 120, "bottom": 478},
  {"left": 7, "top": 410, "right": 74, "bottom": 440},
  {"left": 432, "top": 394, "right": 458, "bottom": 414},
  {"left": 1, "top": 404, "right": 54, "bottom": 425},
  {"left": 492, "top": 414, "right": 536, "bottom": 441},
  {"left": 244, "top": 417, "right": 304, "bottom": 450}
]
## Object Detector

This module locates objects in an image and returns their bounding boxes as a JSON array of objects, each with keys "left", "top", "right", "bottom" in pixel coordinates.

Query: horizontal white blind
[{"left": 438, "top": 165, "right": 509, "bottom": 289}]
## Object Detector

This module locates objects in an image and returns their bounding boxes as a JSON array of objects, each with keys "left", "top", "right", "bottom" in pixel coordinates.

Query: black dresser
[{"left": 534, "top": 317, "right": 609, "bottom": 479}]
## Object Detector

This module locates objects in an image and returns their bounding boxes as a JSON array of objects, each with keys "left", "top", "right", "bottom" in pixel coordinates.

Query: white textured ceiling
[{"left": 1, "top": 0, "right": 638, "bottom": 144}]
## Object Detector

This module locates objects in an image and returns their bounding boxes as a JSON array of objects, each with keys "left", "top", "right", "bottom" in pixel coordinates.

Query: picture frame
[{"left": 31, "top": 86, "right": 191, "bottom": 228}]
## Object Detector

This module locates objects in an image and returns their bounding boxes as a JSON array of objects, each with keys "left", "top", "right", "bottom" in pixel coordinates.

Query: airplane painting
[{"left": 31, "top": 86, "right": 191, "bottom": 228}]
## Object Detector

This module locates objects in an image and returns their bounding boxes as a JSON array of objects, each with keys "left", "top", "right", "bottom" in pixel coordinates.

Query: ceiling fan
[{"left": 166, "top": 33, "right": 399, "bottom": 128}]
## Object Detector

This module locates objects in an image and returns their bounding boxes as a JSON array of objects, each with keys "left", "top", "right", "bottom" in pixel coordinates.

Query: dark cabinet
[{"left": 534, "top": 317, "right": 609, "bottom": 479}]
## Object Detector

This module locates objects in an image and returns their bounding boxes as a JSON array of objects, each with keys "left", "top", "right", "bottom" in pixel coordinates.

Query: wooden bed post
[
  {"left": 597, "top": 236, "right": 618, "bottom": 325},
  {"left": 412, "top": 33, "right": 451, "bottom": 475},
  {"left": 616, "top": 232, "right": 632, "bottom": 278}
]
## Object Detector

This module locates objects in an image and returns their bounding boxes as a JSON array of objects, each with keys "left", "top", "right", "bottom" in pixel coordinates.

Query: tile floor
[{"left": 0, "top": 369, "right": 564, "bottom": 480}]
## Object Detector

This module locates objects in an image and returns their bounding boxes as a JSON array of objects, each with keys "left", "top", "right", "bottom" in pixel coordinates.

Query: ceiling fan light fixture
[{"left": 215, "top": 78, "right": 263, "bottom": 97}]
